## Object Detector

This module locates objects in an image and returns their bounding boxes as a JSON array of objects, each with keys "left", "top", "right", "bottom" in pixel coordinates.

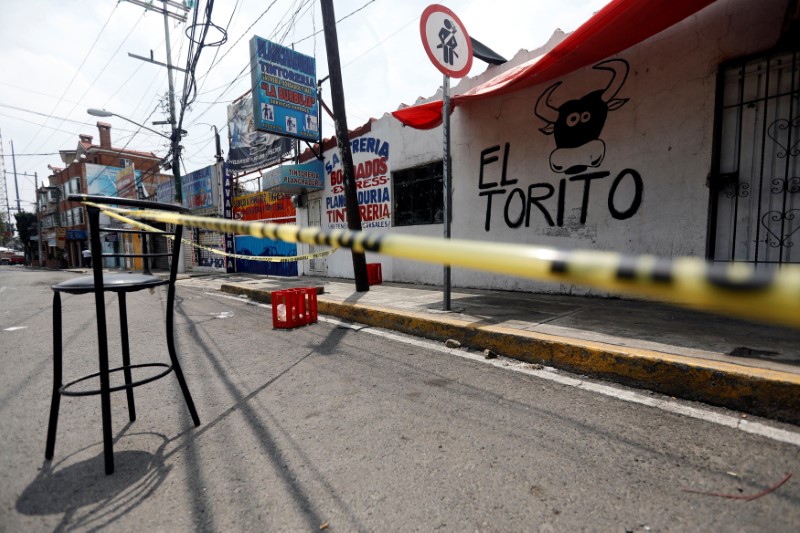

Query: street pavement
[
  {"left": 3, "top": 266, "right": 800, "bottom": 531},
  {"left": 200, "top": 272, "right": 800, "bottom": 425}
]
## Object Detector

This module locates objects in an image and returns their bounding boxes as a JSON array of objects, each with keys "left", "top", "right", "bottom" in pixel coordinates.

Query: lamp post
[{"left": 87, "top": 108, "right": 173, "bottom": 142}]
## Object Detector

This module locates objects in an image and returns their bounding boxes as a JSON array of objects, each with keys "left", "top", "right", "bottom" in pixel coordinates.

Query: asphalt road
[{"left": 1, "top": 267, "right": 799, "bottom": 531}]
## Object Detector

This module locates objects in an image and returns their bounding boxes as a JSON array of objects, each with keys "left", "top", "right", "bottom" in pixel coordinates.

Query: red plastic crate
[
  {"left": 367, "top": 263, "right": 382, "bottom": 285},
  {"left": 271, "top": 288, "right": 318, "bottom": 329}
]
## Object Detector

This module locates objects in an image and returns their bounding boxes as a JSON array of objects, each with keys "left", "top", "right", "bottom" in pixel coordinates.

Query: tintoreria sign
[{"left": 249, "top": 36, "right": 320, "bottom": 142}]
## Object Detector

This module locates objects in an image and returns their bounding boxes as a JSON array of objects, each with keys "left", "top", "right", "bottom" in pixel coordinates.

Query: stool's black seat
[
  {"left": 53, "top": 273, "right": 168, "bottom": 294},
  {"left": 45, "top": 194, "right": 200, "bottom": 475}
]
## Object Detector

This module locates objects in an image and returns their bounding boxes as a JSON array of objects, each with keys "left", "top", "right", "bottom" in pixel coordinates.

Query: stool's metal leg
[
  {"left": 45, "top": 292, "right": 63, "bottom": 460},
  {"left": 88, "top": 206, "right": 114, "bottom": 475},
  {"left": 118, "top": 292, "right": 136, "bottom": 422},
  {"left": 166, "top": 283, "right": 200, "bottom": 427}
]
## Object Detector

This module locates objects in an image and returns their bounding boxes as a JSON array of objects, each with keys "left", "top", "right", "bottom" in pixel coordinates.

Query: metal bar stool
[{"left": 45, "top": 194, "right": 200, "bottom": 474}]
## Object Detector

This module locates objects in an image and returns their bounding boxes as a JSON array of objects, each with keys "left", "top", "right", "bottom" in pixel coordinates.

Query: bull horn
[
  {"left": 594, "top": 59, "right": 629, "bottom": 103},
  {"left": 534, "top": 82, "right": 561, "bottom": 124}
]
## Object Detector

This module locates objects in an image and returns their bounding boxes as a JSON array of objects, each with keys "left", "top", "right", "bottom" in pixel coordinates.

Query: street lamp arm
[{"left": 86, "top": 108, "right": 172, "bottom": 141}]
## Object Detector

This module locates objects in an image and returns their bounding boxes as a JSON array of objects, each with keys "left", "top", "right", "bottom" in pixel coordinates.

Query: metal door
[{"left": 709, "top": 50, "right": 800, "bottom": 265}]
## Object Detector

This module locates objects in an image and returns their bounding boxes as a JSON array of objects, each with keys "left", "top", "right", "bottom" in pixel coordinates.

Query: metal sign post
[
  {"left": 419, "top": 4, "right": 473, "bottom": 311},
  {"left": 442, "top": 73, "right": 451, "bottom": 310}
]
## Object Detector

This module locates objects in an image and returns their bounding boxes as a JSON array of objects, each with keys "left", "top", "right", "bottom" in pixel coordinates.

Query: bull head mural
[{"left": 535, "top": 58, "right": 629, "bottom": 175}]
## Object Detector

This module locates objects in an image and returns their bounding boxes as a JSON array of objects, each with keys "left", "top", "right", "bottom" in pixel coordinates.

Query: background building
[{"left": 37, "top": 122, "right": 170, "bottom": 269}]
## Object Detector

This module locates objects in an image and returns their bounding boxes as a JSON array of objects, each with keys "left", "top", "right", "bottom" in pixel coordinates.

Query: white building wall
[{"left": 307, "top": 0, "right": 787, "bottom": 294}]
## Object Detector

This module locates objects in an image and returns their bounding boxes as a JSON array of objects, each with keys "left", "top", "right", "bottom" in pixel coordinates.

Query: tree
[
  {"left": 14, "top": 211, "right": 37, "bottom": 262},
  {"left": 0, "top": 212, "right": 12, "bottom": 247}
]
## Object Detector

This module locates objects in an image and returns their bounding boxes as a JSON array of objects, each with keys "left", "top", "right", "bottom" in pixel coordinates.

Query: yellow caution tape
[
  {"left": 95, "top": 205, "right": 338, "bottom": 263},
  {"left": 82, "top": 200, "right": 800, "bottom": 329}
]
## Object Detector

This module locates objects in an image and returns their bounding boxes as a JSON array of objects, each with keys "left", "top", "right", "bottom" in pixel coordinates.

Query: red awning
[{"left": 392, "top": 0, "right": 718, "bottom": 129}]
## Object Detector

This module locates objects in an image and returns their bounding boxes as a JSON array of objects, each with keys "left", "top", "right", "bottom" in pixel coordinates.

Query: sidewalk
[{"left": 209, "top": 273, "right": 800, "bottom": 425}]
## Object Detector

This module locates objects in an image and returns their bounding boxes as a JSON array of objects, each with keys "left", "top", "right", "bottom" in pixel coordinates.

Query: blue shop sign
[
  {"left": 262, "top": 160, "right": 324, "bottom": 194},
  {"left": 67, "top": 230, "right": 87, "bottom": 240}
]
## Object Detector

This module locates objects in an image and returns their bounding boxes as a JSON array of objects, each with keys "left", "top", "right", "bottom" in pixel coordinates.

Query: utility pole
[
  {"left": 0, "top": 129, "right": 11, "bottom": 241},
  {"left": 320, "top": 0, "right": 370, "bottom": 292},
  {"left": 122, "top": 0, "right": 188, "bottom": 203},
  {"left": 162, "top": 2, "right": 182, "bottom": 204},
  {"left": 10, "top": 140, "right": 21, "bottom": 214},
  {"left": 122, "top": 0, "right": 189, "bottom": 272},
  {"left": 35, "top": 172, "right": 43, "bottom": 266}
]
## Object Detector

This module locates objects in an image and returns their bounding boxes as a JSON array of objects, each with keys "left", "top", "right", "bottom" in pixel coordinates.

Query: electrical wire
[
  {"left": 18, "top": 2, "right": 120, "bottom": 154},
  {"left": 22, "top": 9, "right": 149, "bottom": 173}
]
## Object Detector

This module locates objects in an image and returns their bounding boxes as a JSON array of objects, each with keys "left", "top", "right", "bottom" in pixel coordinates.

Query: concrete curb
[{"left": 221, "top": 284, "right": 800, "bottom": 425}]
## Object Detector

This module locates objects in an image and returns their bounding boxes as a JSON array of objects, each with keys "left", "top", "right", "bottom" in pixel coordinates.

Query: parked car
[{"left": 0, "top": 250, "right": 25, "bottom": 265}]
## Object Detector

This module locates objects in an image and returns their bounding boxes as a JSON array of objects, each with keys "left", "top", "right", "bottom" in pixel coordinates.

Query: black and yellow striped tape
[
  {"left": 97, "top": 205, "right": 338, "bottom": 263},
  {"left": 85, "top": 201, "right": 800, "bottom": 329}
]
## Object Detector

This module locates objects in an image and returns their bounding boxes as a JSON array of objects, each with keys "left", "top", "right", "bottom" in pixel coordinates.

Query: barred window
[{"left": 392, "top": 161, "right": 443, "bottom": 227}]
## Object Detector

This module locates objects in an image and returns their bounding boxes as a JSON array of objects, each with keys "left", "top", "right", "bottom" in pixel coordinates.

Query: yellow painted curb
[{"left": 221, "top": 284, "right": 800, "bottom": 425}]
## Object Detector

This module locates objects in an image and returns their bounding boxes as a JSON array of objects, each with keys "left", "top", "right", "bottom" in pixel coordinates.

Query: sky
[{"left": 0, "top": 0, "right": 610, "bottom": 217}]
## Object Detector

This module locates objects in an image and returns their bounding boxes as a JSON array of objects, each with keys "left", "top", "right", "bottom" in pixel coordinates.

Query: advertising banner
[
  {"left": 181, "top": 164, "right": 217, "bottom": 211},
  {"left": 56, "top": 227, "right": 66, "bottom": 249},
  {"left": 116, "top": 165, "right": 136, "bottom": 199},
  {"left": 227, "top": 93, "right": 293, "bottom": 173},
  {"left": 156, "top": 180, "right": 175, "bottom": 204},
  {"left": 262, "top": 160, "right": 324, "bottom": 194},
  {"left": 86, "top": 163, "right": 142, "bottom": 197},
  {"left": 249, "top": 35, "right": 320, "bottom": 142}
]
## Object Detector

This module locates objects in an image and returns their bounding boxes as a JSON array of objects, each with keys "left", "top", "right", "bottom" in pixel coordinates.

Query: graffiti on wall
[
  {"left": 325, "top": 136, "right": 391, "bottom": 229},
  {"left": 478, "top": 58, "right": 643, "bottom": 232},
  {"left": 535, "top": 59, "right": 630, "bottom": 175}
]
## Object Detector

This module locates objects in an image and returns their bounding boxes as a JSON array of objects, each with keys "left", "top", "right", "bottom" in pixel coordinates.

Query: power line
[
  {"left": 0, "top": 153, "right": 60, "bottom": 157},
  {"left": 292, "top": 0, "right": 376, "bottom": 46},
  {"left": 193, "top": 0, "right": 242, "bottom": 97},
  {"left": 22, "top": 9, "right": 149, "bottom": 173},
  {"left": 190, "top": 0, "right": 379, "bottom": 105},
  {"left": 184, "top": 0, "right": 315, "bottom": 128},
  {"left": 19, "top": 3, "right": 120, "bottom": 154}
]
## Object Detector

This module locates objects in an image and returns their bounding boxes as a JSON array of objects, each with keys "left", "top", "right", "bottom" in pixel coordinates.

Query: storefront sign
[
  {"left": 262, "top": 160, "right": 324, "bottom": 194},
  {"left": 222, "top": 164, "right": 236, "bottom": 273},
  {"left": 324, "top": 136, "right": 392, "bottom": 229},
  {"left": 233, "top": 190, "right": 296, "bottom": 223},
  {"left": 249, "top": 35, "right": 320, "bottom": 142}
]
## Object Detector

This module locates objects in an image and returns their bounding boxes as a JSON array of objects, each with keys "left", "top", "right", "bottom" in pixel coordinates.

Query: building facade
[
  {"left": 38, "top": 122, "right": 170, "bottom": 269},
  {"left": 292, "top": 0, "right": 798, "bottom": 296}
]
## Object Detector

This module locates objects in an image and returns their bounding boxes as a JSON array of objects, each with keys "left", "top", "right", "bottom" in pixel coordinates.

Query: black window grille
[{"left": 392, "top": 161, "right": 444, "bottom": 226}]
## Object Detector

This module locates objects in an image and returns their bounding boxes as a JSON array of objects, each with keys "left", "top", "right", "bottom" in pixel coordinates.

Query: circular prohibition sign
[{"left": 420, "top": 4, "right": 473, "bottom": 78}]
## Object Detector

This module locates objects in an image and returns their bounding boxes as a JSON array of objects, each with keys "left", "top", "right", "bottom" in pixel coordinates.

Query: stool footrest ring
[{"left": 60, "top": 363, "right": 173, "bottom": 397}]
